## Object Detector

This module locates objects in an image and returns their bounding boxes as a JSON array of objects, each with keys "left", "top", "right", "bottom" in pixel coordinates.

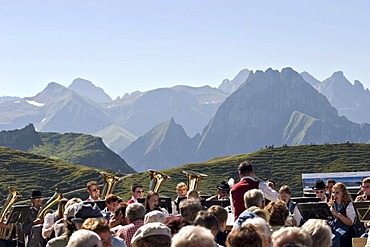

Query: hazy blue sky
[{"left": 1, "top": 1, "right": 369, "bottom": 98}]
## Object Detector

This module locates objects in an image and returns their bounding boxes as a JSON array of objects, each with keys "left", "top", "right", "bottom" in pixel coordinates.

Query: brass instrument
[
  {"left": 37, "top": 188, "right": 63, "bottom": 219},
  {"left": 0, "top": 187, "right": 21, "bottom": 240},
  {"left": 182, "top": 170, "right": 207, "bottom": 191},
  {"left": 147, "top": 169, "right": 170, "bottom": 193},
  {"left": 100, "top": 172, "right": 124, "bottom": 200}
]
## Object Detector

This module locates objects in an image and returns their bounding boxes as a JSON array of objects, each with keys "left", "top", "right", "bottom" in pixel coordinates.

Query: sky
[{"left": 1, "top": 1, "right": 370, "bottom": 99}]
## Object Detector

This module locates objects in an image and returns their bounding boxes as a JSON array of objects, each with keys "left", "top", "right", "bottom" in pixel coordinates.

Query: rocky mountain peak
[{"left": 68, "top": 78, "right": 112, "bottom": 103}]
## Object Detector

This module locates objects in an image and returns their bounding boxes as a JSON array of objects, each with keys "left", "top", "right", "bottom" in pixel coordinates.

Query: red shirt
[{"left": 116, "top": 219, "right": 144, "bottom": 247}]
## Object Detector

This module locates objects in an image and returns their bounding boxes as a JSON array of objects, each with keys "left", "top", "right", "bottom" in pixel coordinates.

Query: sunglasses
[
  {"left": 136, "top": 190, "right": 144, "bottom": 193},
  {"left": 92, "top": 188, "right": 100, "bottom": 192},
  {"left": 315, "top": 191, "right": 325, "bottom": 194}
]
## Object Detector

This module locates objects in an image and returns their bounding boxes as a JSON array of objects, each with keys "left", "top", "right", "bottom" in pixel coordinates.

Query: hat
[
  {"left": 29, "top": 190, "right": 43, "bottom": 199},
  {"left": 144, "top": 210, "right": 166, "bottom": 224},
  {"left": 217, "top": 181, "right": 230, "bottom": 191},
  {"left": 64, "top": 203, "right": 79, "bottom": 220},
  {"left": 131, "top": 223, "right": 171, "bottom": 246},
  {"left": 71, "top": 201, "right": 103, "bottom": 224},
  {"left": 312, "top": 180, "right": 326, "bottom": 190}
]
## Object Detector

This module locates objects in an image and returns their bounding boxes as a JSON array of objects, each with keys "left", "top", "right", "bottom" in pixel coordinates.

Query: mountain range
[{"left": 1, "top": 67, "right": 369, "bottom": 172}]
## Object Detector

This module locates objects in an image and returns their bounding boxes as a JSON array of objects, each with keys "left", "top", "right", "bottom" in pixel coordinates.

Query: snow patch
[{"left": 26, "top": 100, "right": 45, "bottom": 107}]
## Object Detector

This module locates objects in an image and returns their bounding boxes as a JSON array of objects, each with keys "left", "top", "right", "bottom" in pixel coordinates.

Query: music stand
[
  {"left": 291, "top": 197, "right": 321, "bottom": 204},
  {"left": 95, "top": 200, "right": 107, "bottom": 211},
  {"left": 6, "top": 205, "right": 30, "bottom": 224},
  {"left": 158, "top": 197, "right": 172, "bottom": 214},
  {"left": 297, "top": 202, "right": 334, "bottom": 221},
  {"left": 202, "top": 200, "right": 231, "bottom": 208},
  {"left": 353, "top": 201, "right": 370, "bottom": 222},
  {"left": 137, "top": 198, "right": 146, "bottom": 204}
]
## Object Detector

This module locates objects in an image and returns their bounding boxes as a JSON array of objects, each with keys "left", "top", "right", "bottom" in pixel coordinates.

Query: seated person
[
  {"left": 127, "top": 184, "right": 144, "bottom": 204},
  {"left": 278, "top": 185, "right": 303, "bottom": 226},
  {"left": 173, "top": 182, "right": 188, "bottom": 214},
  {"left": 101, "top": 194, "right": 121, "bottom": 220},
  {"left": 207, "top": 205, "right": 228, "bottom": 246},
  {"left": 145, "top": 191, "right": 169, "bottom": 216},
  {"left": 206, "top": 181, "right": 230, "bottom": 201},
  {"left": 265, "top": 199, "right": 290, "bottom": 233},
  {"left": 313, "top": 180, "right": 328, "bottom": 202},
  {"left": 86, "top": 181, "right": 101, "bottom": 202}
]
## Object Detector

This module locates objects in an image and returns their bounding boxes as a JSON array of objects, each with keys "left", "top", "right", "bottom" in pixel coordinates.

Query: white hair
[
  {"left": 302, "top": 219, "right": 332, "bottom": 247},
  {"left": 66, "top": 229, "right": 102, "bottom": 247},
  {"left": 171, "top": 225, "right": 216, "bottom": 247},
  {"left": 243, "top": 217, "right": 271, "bottom": 242}
]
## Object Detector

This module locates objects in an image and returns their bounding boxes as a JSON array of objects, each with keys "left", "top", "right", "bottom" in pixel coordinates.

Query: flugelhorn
[
  {"left": 182, "top": 170, "right": 207, "bottom": 191},
  {"left": 147, "top": 169, "right": 170, "bottom": 193},
  {"left": 0, "top": 187, "right": 21, "bottom": 240},
  {"left": 37, "top": 188, "right": 63, "bottom": 219}
]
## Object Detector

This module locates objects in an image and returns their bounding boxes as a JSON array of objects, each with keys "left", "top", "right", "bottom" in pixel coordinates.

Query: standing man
[
  {"left": 127, "top": 184, "right": 144, "bottom": 204},
  {"left": 85, "top": 181, "right": 101, "bottom": 202},
  {"left": 231, "top": 161, "right": 278, "bottom": 219},
  {"left": 22, "top": 190, "right": 45, "bottom": 247}
]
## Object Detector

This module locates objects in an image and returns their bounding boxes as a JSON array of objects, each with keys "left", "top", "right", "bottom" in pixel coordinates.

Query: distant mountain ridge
[
  {"left": 68, "top": 78, "right": 112, "bottom": 103},
  {"left": 0, "top": 124, "right": 135, "bottom": 173}
]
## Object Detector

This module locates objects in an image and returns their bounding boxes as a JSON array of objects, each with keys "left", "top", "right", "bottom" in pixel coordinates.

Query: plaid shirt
[{"left": 116, "top": 219, "right": 144, "bottom": 247}]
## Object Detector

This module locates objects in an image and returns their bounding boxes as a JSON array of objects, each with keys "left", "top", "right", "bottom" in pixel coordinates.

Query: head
[
  {"left": 361, "top": 177, "right": 370, "bottom": 196},
  {"left": 105, "top": 194, "right": 120, "bottom": 213},
  {"left": 126, "top": 203, "right": 146, "bottom": 223},
  {"left": 302, "top": 219, "right": 332, "bottom": 247},
  {"left": 266, "top": 180, "right": 276, "bottom": 190},
  {"left": 278, "top": 185, "right": 291, "bottom": 203},
  {"left": 67, "top": 229, "right": 102, "bottom": 247},
  {"left": 265, "top": 200, "right": 289, "bottom": 227},
  {"left": 216, "top": 181, "right": 230, "bottom": 200},
  {"left": 112, "top": 203, "right": 128, "bottom": 226},
  {"left": 243, "top": 219, "right": 271, "bottom": 247},
  {"left": 144, "top": 210, "right": 166, "bottom": 224},
  {"left": 171, "top": 225, "right": 216, "bottom": 247},
  {"left": 193, "top": 211, "right": 220, "bottom": 236},
  {"left": 187, "top": 190, "right": 200, "bottom": 200},
  {"left": 131, "top": 183, "right": 144, "bottom": 200},
  {"left": 179, "top": 199, "right": 202, "bottom": 224},
  {"left": 329, "top": 182, "right": 352, "bottom": 205},
  {"left": 207, "top": 205, "right": 228, "bottom": 232},
  {"left": 326, "top": 179, "right": 336, "bottom": 193},
  {"left": 131, "top": 222, "right": 171, "bottom": 247},
  {"left": 176, "top": 182, "right": 188, "bottom": 197},
  {"left": 87, "top": 181, "right": 100, "bottom": 201},
  {"left": 165, "top": 216, "right": 191, "bottom": 236},
  {"left": 29, "top": 190, "right": 43, "bottom": 209},
  {"left": 312, "top": 180, "right": 327, "bottom": 201},
  {"left": 244, "top": 189, "right": 265, "bottom": 209},
  {"left": 72, "top": 201, "right": 104, "bottom": 229},
  {"left": 226, "top": 225, "right": 263, "bottom": 247},
  {"left": 272, "top": 227, "right": 312, "bottom": 247},
  {"left": 238, "top": 161, "right": 254, "bottom": 178},
  {"left": 81, "top": 218, "right": 112, "bottom": 247},
  {"left": 145, "top": 191, "right": 160, "bottom": 210},
  {"left": 63, "top": 198, "right": 83, "bottom": 238}
]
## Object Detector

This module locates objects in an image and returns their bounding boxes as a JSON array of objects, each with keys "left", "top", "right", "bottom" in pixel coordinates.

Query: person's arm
[
  {"left": 331, "top": 202, "right": 355, "bottom": 226},
  {"left": 258, "top": 182, "right": 279, "bottom": 201},
  {"left": 42, "top": 213, "right": 55, "bottom": 238}
]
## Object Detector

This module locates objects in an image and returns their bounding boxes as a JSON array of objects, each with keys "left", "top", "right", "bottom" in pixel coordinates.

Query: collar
[
  {"left": 131, "top": 196, "right": 138, "bottom": 203},
  {"left": 241, "top": 176, "right": 258, "bottom": 181}
]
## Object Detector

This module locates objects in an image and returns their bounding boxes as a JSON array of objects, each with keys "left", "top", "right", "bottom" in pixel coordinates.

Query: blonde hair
[
  {"left": 302, "top": 219, "right": 332, "bottom": 247},
  {"left": 328, "top": 182, "right": 352, "bottom": 206}
]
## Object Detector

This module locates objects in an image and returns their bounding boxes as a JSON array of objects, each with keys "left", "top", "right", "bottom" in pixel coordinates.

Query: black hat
[
  {"left": 72, "top": 201, "right": 103, "bottom": 224},
  {"left": 312, "top": 180, "right": 326, "bottom": 190},
  {"left": 217, "top": 181, "right": 230, "bottom": 191},
  {"left": 29, "top": 190, "right": 43, "bottom": 199}
]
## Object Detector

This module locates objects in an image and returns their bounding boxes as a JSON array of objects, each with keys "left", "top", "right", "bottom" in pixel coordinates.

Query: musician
[
  {"left": 206, "top": 181, "right": 230, "bottom": 201},
  {"left": 85, "top": 181, "right": 101, "bottom": 202},
  {"left": 326, "top": 178, "right": 336, "bottom": 200},
  {"left": 101, "top": 194, "right": 121, "bottom": 220},
  {"left": 230, "top": 161, "right": 278, "bottom": 219},
  {"left": 278, "top": 185, "right": 302, "bottom": 226},
  {"left": 145, "top": 191, "right": 169, "bottom": 217},
  {"left": 328, "top": 182, "right": 356, "bottom": 247},
  {"left": 22, "top": 190, "right": 46, "bottom": 247},
  {"left": 173, "top": 182, "right": 188, "bottom": 214},
  {"left": 313, "top": 180, "right": 328, "bottom": 202},
  {"left": 355, "top": 177, "right": 370, "bottom": 202},
  {"left": 127, "top": 184, "right": 144, "bottom": 204}
]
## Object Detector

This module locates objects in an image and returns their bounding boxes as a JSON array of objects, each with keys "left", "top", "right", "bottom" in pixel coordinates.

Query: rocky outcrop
[{"left": 0, "top": 123, "right": 43, "bottom": 151}]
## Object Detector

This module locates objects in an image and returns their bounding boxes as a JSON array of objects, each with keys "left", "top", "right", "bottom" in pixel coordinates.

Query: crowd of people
[{"left": 2, "top": 160, "right": 370, "bottom": 247}]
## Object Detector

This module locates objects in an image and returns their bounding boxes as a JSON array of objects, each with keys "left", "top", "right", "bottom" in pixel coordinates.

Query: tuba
[
  {"left": 147, "top": 169, "right": 170, "bottom": 193},
  {"left": 100, "top": 172, "right": 125, "bottom": 200},
  {"left": 37, "top": 188, "right": 63, "bottom": 219},
  {"left": 0, "top": 187, "right": 21, "bottom": 240},
  {"left": 182, "top": 170, "right": 207, "bottom": 191}
]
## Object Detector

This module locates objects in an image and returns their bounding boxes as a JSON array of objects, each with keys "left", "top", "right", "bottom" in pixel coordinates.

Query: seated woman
[
  {"left": 328, "top": 182, "right": 356, "bottom": 247},
  {"left": 264, "top": 199, "right": 289, "bottom": 233},
  {"left": 145, "top": 191, "right": 169, "bottom": 217}
]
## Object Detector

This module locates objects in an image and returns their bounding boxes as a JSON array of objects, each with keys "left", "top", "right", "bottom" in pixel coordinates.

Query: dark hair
[
  {"left": 265, "top": 200, "right": 289, "bottom": 226},
  {"left": 131, "top": 183, "right": 143, "bottom": 192},
  {"left": 165, "top": 216, "right": 191, "bottom": 236},
  {"left": 179, "top": 199, "right": 202, "bottom": 223},
  {"left": 238, "top": 161, "right": 253, "bottom": 175},
  {"left": 105, "top": 194, "right": 120, "bottom": 205},
  {"left": 279, "top": 185, "right": 291, "bottom": 195},
  {"left": 193, "top": 211, "right": 220, "bottom": 232},
  {"left": 145, "top": 191, "right": 160, "bottom": 211},
  {"left": 326, "top": 179, "right": 336, "bottom": 185},
  {"left": 226, "top": 225, "right": 262, "bottom": 247},
  {"left": 114, "top": 203, "right": 128, "bottom": 217},
  {"left": 207, "top": 205, "right": 228, "bottom": 225}
]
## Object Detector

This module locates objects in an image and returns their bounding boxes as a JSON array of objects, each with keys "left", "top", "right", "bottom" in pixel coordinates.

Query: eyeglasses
[
  {"left": 315, "top": 191, "right": 325, "bottom": 194},
  {"left": 92, "top": 188, "right": 100, "bottom": 192},
  {"left": 136, "top": 190, "right": 144, "bottom": 193},
  {"left": 332, "top": 191, "right": 340, "bottom": 194}
]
